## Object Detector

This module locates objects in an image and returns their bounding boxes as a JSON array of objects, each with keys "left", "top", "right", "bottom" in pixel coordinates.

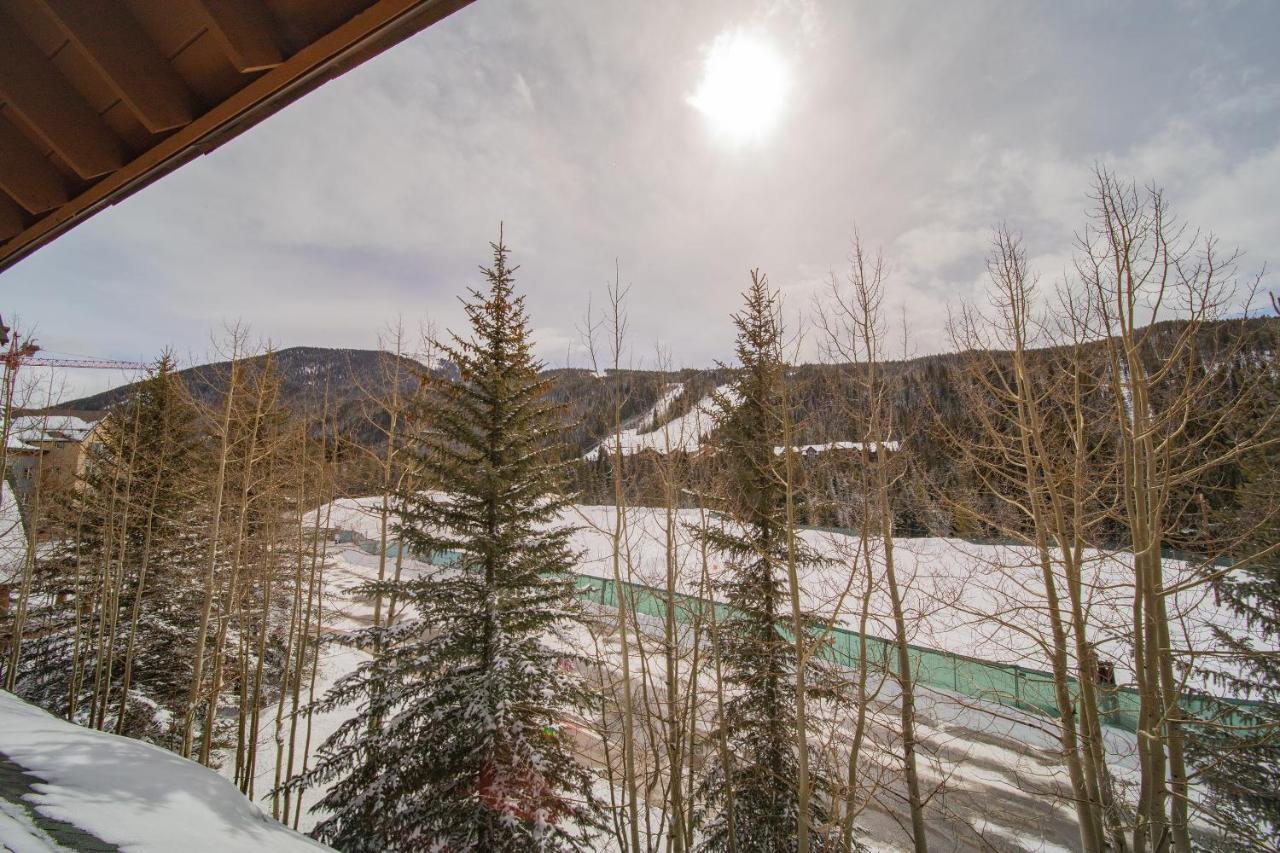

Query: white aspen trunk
[
  {"left": 699, "top": 500, "right": 738, "bottom": 853},
  {"left": 839, "top": 529, "right": 876, "bottom": 850},
  {"left": 3, "top": 463, "right": 42, "bottom": 690},
  {"left": 292, "top": 496, "right": 332, "bottom": 830},
  {"left": 778, "top": 377, "right": 813, "bottom": 853},
  {"left": 182, "top": 356, "right": 240, "bottom": 759},
  {"left": 203, "top": 364, "right": 272, "bottom": 767}
]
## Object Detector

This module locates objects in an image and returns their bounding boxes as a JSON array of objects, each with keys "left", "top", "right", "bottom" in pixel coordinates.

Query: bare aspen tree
[
  {"left": 271, "top": 418, "right": 311, "bottom": 817},
  {"left": 654, "top": 345, "right": 690, "bottom": 853},
  {"left": 348, "top": 321, "right": 420, "bottom": 648},
  {"left": 280, "top": 396, "right": 333, "bottom": 824},
  {"left": 291, "top": 487, "right": 334, "bottom": 830},
  {"left": 943, "top": 226, "right": 1120, "bottom": 851},
  {"left": 385, "top": 326, "right": 436, "bottom": 631},
  {"left": 202, "top": 350, "right": 278, "bottom": 767},
  {"left": 97, "top": 391, "right": 157, "bottom": 731},
  {"left": 798, "top": 375, "right": 890, "bottom": 848},
  {"left": 183, "top": 331, "right": 245, "bottom": 759},
  {"left": 243, "top": 412, "right": 301, "bottom": 797},
  {"left": 834, "top": 528, "right": 883, "bottom": 850},
  {"left": 777, "top": 322, "right": 815, "bottom": 853},
  {"left": 1077, "top": 169, "right": 1273, "bottom": 852},
  {"left": 819, "top": 236, "right": 929, "bottom": 852},
  {"left": 582, "top": 276, "right": 644, "bottom": 853},
  {"left": 63, "top": 480, "right": 91, "bottom": 721},
  {"left": 4, "top": 412, "right": 48, "bottom": 690},
  {"left": 244, "top": 447, "right": 281, "bottom": 796},
  {"left": 87, "top": 395, "right": 143, "bottom": 727}
]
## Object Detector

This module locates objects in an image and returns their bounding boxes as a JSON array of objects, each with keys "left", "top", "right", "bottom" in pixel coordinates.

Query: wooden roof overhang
[{"left": 0, "top": 0, "right": 473, "bottom": 273}]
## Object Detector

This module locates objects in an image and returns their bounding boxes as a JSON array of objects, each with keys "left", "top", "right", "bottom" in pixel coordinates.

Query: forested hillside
[{"left": 55, "top": 319, "right": 1279, "bottom": 537}]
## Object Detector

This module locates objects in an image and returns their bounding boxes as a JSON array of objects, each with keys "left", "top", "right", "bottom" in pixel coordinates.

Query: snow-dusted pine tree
[
  {"left": 694, "top": 271, "right": 840, "bottom": 852},
  {"left": 1189, "top": 339, "right": 1280, "bottom": 849},
  {"left": 294, "top": 232, "right": 602, "bottom": 852}
]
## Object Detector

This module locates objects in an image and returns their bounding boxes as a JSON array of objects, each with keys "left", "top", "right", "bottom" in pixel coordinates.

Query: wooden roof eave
[{"left": 0, "top": 0, "right": 473, "bottom": 274}]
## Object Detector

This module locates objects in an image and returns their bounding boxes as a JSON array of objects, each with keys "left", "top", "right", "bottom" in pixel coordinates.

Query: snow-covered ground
[
  {"left": 0, "top": 493, "right": 1243, "bottom": 850},
  {"left": 0, "top": 690, "right": 331, "bottom": 852},
  {"left": 311, "top": 498, "right": 1255, "bottom": 694},
  {"left": 583, "top": 382, "right": 733, "bottom": 459},
  {"left": 220, "top": 496, "right": 1250, "bottom": 850},
  {"left": 217, "top": 643, "right": 372, "bottom": 837},
  {"left": 0, "top": 486, "right": 25, "bottom": 587}
]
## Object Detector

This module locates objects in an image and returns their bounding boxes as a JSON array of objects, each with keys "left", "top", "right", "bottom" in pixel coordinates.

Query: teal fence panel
[{"left": 571, "top": 572, "right": 1270, "bottom": 735}]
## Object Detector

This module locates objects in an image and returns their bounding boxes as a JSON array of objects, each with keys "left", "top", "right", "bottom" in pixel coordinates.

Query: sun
[{"left": 688, "top": 29, "right": 790, "bottom": 146}]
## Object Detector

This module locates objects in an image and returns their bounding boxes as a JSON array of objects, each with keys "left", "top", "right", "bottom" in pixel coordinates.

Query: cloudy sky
[{"left": 6, "top": 0, "right": 1279, "bottom": 397}]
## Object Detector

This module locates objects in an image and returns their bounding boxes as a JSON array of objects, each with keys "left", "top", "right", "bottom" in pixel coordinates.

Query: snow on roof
[
  {"left": 5, "top": 435, "right": 38, "bottom": 451},
  {"left": 6, "top": 415, "right": 97, "bottom": 447},
  {"left": 0, "top": 690, "right": 333, "bottom": 853},
  {"left": 772, "top": 440, "right": 900, "bottom": 455}
]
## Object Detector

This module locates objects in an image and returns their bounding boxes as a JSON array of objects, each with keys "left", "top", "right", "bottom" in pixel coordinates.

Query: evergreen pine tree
[
  {"left": 295, "top": 232, "right": 603, "bottom": 851},
  {"left": 112, "top": 353, "right": 209, "bottom": 741},
  {"left": 21, "top": 353, "right": 207, "bottom": 743},
  {"left": 1188, "top": 323, "right": 1280, "bottom": 848},
  {"left": 694, "top": 271, "right": 840, "bottom": 852}
]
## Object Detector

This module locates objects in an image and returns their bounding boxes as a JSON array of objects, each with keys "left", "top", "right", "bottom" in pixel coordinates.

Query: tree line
[{"left": 1, "top": 170, "right": 1278, "bottom": 851}]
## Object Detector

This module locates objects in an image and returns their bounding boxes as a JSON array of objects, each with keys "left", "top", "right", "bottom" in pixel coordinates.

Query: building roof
[
  {"left": 772, "top": 441, "right": 901, "bottom": 456},
  {"left": 6, "top": 413, "right": 97, "bottom": 449},
  {"left": 0, "top": 0, "right": 473, "bottom": 272}
]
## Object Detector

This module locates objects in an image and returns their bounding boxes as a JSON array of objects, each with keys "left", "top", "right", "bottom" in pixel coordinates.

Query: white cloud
[{"left": 5, "top": 0, "right": 1277, "bottom": 398}]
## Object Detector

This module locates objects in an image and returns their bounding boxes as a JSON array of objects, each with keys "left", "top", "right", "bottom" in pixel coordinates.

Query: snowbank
[
  {"left": 0, "top": 486, "right": 26, "bottom": 585},
  {"left": 0, "top": 690, "right": 332, "bottom": 853}
]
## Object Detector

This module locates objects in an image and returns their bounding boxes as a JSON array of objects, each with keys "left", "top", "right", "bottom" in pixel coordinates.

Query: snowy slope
[
  {"left": 288, "top": 499, "right": 1134, "bottom": 849},
  {"left": 583, "top": 383, "right": 734, "bottom": 459},
  {"left": 218, "top": 644, "right": 372, "bottom": 836},
  {"left": 0, "top": 690, "right": 333, "bottom": 853}
]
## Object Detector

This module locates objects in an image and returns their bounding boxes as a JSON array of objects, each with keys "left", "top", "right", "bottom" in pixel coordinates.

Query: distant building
[
  {"left": 772, "top": 440, "right": 900, "bottom": 461},
  {"left": 4, "top": 412, "right": 103, "bottom": 504}
]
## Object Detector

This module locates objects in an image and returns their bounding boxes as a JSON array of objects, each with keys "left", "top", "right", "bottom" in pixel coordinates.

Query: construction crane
[
  {"left": 4, "top": 354, "right": 150, "bottom": 372},
  {"left": 0, "top": 314, "right": 147, "bottom": 375}
]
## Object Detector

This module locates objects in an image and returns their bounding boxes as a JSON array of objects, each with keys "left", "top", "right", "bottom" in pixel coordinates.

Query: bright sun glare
[{"left": 688, "top": 29, "right": 790, "bottom": 146}]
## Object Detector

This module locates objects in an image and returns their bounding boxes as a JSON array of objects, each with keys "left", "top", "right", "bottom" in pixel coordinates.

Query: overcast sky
[{"left": 6, "top": 0, "right": 1279, "bottom": 398}]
